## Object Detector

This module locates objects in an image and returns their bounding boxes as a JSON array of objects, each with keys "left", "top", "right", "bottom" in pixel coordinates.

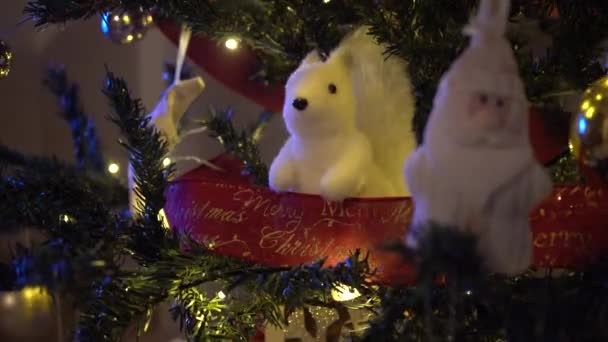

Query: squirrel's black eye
[{"left": 328, "top": 83, "right": 337, "bottom": 94}]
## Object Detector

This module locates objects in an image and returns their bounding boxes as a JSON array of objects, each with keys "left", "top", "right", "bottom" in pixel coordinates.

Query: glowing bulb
[
  {"left": 585, "top": 107, "right": 596, "bottom": 119},
  {"left": 60, "top": 214, "right": 71, "bottom": 223},
  {"left": 323, "top": 0, "right": 331, "bottom": 3},
  {"left": 101, "top": 13, "right": 110, "bottom": 34},
  {"left": 557, "top": 195, "right": 562, "bottom": 201},
  {"left": 578, "top": 117, "right": 587, "bottom": 134},
  {"left": 147, "top": 15, "right": 153, "bottom": 23},
  {"left": 2, "top": 293, "right": 16, "bottom": 308},
  {"left": 225, "top": 38, "right": 239, "bottom": 50},
  {"left": 331, "top": 283, "right": 361, "bottom": 302},
  {"left": 217, "top": 291, "right": 226, "bottom": 299},
  {"left": 108, "top": 162, "right": 120, "bottom": 174},
  {"left": 122, "top": 15, "right": 131, "bottom": 24},
  {"left": 21, "top": 286, "right": 47, "bottom": 301},
  {"left": 581, "top": 100, "right": 590, "bottom": 110},
  {"left": 597, "top": 94, "right": 603, "bottom": 101},
  {"left": 113, "top": 15, "right": 120, "bottom": 22},
  {"left": 465, "top": 290, "right": 472, "bottom": 296},
  {"left": 163, "top": 157, "right": 172, "bottom": 167},
  {"left": 126, "top": 34, "right": 134, "bottom": 42},
  {"left": 569, "top": 141, "right": 574, "bottom": 151},
  {"left": 604, "top": 79, "right": 608, "bottom": 87}
]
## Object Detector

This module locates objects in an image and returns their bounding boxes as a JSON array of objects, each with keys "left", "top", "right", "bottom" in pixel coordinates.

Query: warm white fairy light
[
  {"left": 60, "top": 214, "right": 71, "bottom": 223},
  {"left": 217, "top": 291, "right": 227, "bottom": 299},
  {"left": 163, "top": 157, "right": 172, "bottom": 167},
  {"left": 108, "top": 162, "right": 120, "bottom": 174},
  {"left": 2, "top": 293, "right": 16, "bottom": 307},
  {"left": 225, "top": 37, "right": 239, "bottom": 50}
]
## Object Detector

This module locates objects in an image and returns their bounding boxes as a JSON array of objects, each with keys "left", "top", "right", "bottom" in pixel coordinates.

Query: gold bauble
[
  {"left": 0, "top": 40, "right": 12, "bottom": 79},
  {"left": 570, "top": 76, "right": 608, "bottom": 177},
  {"left": 101, "top": 8, "right": 153, "bottom": 45}
]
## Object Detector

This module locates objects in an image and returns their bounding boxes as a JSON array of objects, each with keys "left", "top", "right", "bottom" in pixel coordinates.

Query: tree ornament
[
  {"left": 570, "top": 75, "right": 608, "bottom": 179},
  {"left": 404, "top": 0, "right": 552, "bottom": 275},
  {"left": 0, "top": 40, "right": 12, "bottom": 78},
  {"left": 100, "top": 8, "right": 153, "bottom": 44},
  {"left": 147, "top": 77, "right": 205, "bottom": 150},
  {"left": 269, "top": 26, "right": 415, "bottom": 200}
]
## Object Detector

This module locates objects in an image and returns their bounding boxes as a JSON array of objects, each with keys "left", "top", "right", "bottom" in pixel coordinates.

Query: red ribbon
[{"left": 164, "top": 154, "right": 608, "bottom": 284}]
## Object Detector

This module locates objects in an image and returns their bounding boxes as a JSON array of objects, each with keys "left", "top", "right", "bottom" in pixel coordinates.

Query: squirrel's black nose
[{"left": 292, "top": 98, "right": 308, "bottom": 111}]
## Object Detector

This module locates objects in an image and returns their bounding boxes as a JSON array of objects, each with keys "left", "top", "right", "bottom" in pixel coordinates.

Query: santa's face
[
  {"left": 430, "top": 68, "right": 528, "bottom": 149},
  {"left": 465, "top": 89, "right": 524, "bottom": 147},
  {"left": 468, "top": 91, "right": 512, "bottom": 131}
]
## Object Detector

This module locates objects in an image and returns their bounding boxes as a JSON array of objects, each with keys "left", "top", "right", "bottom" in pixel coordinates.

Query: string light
[
  {"left": 578, "top": 117, "right": 587, "bottom": 134},
  {"left": 331, "top": 283, "right": 361, "bottom": 302},
  {"left": 2, "top": 293, "right": 16, "bottom": 308},
  {"left": 163, "top": 157, "right": 172, "bottom": 167},
  {"left": 323, "top": 0, "right": 331, "bottom": 3},
  {"left": 217, "top": 291, "right": 226, "bottom": 299},
  {"left": 225, "top": 38, "right": 239, "bottom": 50},
  {"left": 108, "top": 162, "right": 120, "bottom": 174},
  {"left": 585, "top": 106, "right": 596, "bottom": 119},
  {"left": 59, "top": 214, "right": 72, "bottom": 223},
  {"left": 22, "top": 286, "right": 49, "bottom": 301}
]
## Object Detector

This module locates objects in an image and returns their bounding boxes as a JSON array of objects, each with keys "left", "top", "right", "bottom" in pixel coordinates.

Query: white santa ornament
[{"left": 404, "top": 0, "right": 552, "bottom": 274}]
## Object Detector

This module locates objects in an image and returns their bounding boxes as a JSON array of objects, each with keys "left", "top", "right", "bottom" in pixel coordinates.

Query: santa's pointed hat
[{"left": 447, "top": 0, "right": 525, "bottom": 100}]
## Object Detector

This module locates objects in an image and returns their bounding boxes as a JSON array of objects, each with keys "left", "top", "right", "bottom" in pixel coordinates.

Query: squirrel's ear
[
  {"left": 300, "top": 50, "right": 322, "bottom": 67},
  {"left": 328, "top": 48, "right": 354, "bottom": 69}
]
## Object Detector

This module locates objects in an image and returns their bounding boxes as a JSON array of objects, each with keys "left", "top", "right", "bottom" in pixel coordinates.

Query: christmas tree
[{"left": 2, "top": 0, "right": 608, "bottom": 341}]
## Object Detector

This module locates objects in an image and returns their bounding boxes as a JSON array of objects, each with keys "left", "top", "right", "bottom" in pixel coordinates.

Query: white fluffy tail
[{"left": 335, "top": 26, "right": 416, "bottom": 195}]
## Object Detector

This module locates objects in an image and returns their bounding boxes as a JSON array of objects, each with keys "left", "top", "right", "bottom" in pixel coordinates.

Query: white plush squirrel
[
  {"left": 269, "top": 26, "right": 415, "bottom": 200},
  {"left": 404, "top": 0, "right": 553, "bottom": 274}
]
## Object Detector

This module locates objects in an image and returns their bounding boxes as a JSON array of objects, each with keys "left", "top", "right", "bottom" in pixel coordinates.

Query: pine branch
[
  {"left": 25, "top": 1, "right": 608, "bottom": 140},
  {"left": 103, "top": 70, "right": 173, "bottom": 254},
  {"left": 0, "top": 144, "right": 128, "bottom": 215},
  {"left": 44, "top": 65, "right": 105, "bottom": 172},
  {"left": 200, "top": 108, "right": 271, "bottom": 185}
]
